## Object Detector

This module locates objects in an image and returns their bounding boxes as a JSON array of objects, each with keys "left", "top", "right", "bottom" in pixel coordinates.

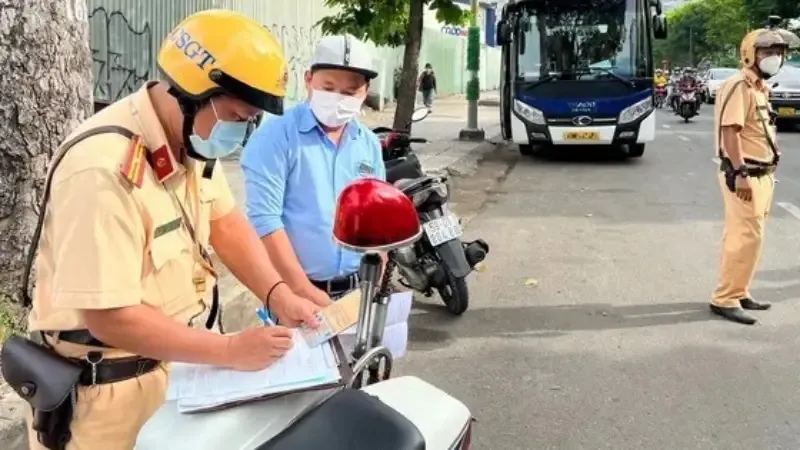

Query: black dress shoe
[
  {"left": 740, "top": 297, "right": 771, "bottom": 310},
  {"left": 709, "top": 304, "right": 757, "bottom": 325}
]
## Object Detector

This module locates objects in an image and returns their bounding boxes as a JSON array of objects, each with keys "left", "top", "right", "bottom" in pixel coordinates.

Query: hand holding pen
[{"left": 219, "top": 309, "right": 293, "bottom": 371}]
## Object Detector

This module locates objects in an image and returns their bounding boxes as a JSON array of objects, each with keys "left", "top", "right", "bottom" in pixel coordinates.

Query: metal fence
[{"left": 86, "top": 0, "right": 501, "bottom": 108}]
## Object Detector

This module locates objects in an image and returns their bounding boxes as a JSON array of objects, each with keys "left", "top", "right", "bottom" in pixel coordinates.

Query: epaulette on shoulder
[{"left": 119, "top": 134, "right": 147, "bottom": 188}]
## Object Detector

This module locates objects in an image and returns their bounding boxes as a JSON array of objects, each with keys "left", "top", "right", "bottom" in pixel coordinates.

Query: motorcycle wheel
[{"left": 438, "top": 274, "right": 469, "bottom": 315}]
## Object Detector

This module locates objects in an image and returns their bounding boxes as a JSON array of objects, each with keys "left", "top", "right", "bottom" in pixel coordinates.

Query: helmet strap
[{"left": 167, "top": 86, "right": 210, "bottom": 164}]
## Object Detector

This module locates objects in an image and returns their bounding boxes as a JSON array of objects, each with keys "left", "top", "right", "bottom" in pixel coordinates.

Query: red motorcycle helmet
[{"left": 333, "top": 178, "right": 422, "bottom": 252}]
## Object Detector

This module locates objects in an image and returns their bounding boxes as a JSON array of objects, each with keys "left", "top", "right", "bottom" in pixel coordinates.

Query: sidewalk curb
[
  {"left": 477, "top": 98, "right": 500, "bottom": 107},
  {"left": 424, "top": 133, "right": 506, "bottom": 179}
]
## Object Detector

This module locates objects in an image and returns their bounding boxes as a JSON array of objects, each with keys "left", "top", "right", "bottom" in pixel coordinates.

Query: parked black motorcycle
[{"left": 372, "top": 108, "right": 489, "bottom": 315}]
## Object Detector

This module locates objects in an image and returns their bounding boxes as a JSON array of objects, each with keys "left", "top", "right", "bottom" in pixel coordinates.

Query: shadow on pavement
[
  {"left": 408, "top": 300, "right": 712, "bottom": 350},
  {"left": 522, "top": 146, "right": 642, "bottom": 165}
]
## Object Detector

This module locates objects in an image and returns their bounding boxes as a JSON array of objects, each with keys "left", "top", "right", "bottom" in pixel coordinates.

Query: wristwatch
[{"left": 734, "top": 166, "right": 749, "bottom": 178}]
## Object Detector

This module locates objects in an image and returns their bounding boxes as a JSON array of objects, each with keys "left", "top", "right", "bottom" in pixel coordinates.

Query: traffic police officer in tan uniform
[
  {"left": 710, "top": 24, "right": 798, "bottom": 325},
  {"left": 22, "top": 10, "right": 320, "bottom": 449}
]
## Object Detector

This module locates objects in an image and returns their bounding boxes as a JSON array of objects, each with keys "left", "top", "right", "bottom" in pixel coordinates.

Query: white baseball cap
[{"left": 309, "top": 34, "right": 378, "bottom": 80}]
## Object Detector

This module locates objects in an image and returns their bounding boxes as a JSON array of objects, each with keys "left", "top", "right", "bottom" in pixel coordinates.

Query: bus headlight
[
  {"left": 513, "top": 100, "right": 545, "bottom": 125},
  {"left": 618, "top": 96, "right": 653, "bottom": 124}
]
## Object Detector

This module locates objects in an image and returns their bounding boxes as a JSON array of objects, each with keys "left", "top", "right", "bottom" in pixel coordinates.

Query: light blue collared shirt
[{"left": 241, "top": 103, "right": 386, "bottom": 281}]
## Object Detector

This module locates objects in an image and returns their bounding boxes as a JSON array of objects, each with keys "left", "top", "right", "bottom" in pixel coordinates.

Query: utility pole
[{"left": 459, "top": 0, "right": 485, "bottom": 141}]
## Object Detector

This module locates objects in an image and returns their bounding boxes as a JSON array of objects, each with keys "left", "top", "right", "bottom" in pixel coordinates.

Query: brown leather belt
[
  {"left": 743, "top": 165, "right": 776, "bottom": 177},
  {"left": 73, "top": 353, "right": 161, "bottom": 386},
  {"left": 43, "top": 330, "right": 160, "bottom": 385}
]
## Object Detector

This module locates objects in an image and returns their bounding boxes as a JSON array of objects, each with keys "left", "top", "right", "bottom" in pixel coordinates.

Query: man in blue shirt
[{"left": 241, "top": 35, "right": 386, "bottom": 307}]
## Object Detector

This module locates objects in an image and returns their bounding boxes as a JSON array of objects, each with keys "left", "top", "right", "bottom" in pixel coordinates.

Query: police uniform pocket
[{"left": 148, "top": 229, "right": 195, "bottom": 308}]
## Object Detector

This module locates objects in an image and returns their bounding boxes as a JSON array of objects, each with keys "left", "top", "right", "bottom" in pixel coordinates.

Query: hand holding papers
[
  {"left": 167, "top": 332, "right": 341, "bottom": 414},
  {"left": 300, "top": 289, "right": 413, "bottom": 359}
]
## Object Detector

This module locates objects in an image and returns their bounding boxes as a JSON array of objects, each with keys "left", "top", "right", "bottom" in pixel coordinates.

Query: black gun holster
[
  {"left": 1, "top": 336, "right": 83, "bottom": 450},
  {"left": 719, "top": 156, "right": 737, "bottom": 193}
]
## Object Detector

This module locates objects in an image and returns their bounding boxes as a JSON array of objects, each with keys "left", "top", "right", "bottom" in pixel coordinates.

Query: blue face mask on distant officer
[{"left": 189, "top": 99, "right": 250, "bottom": 160}]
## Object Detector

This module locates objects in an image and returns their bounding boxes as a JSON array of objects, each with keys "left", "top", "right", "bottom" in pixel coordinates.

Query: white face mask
[
  {"left": 758, "top": 55, "right": 782, "bottom": 77},
  {"left": 309, "top": 90, "right": 364, "bottom": 128}
]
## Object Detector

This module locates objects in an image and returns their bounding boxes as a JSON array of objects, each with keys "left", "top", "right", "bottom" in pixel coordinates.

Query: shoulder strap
[
  {"left": 717, "top": 79, "right": 746, "bottom": 159},
  {"left": 20, "top": 126, "right": 134, "bottom": 307},
  {"left": 754, "top": 104, "right": 780, "bottom": 165}
]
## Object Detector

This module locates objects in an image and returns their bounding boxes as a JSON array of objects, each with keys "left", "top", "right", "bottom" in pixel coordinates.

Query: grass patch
[{"left": 0, "top": 295, "right": 26, "bottom": 343}]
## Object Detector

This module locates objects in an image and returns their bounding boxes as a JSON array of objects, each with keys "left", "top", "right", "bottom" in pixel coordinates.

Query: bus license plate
[
  {"left": 423, "top": 214, "right": 463, "bottom": 247},
  {"left": 563, "top": 131, "right": 600, "bottom": 141},
  {"left": 777, "top": 107, "right": 796, "bottom": 117}
]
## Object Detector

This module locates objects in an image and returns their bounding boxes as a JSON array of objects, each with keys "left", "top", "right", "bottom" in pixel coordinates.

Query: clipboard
[{"left": 178, "top": 337, "right": 354, "bottom": 414}]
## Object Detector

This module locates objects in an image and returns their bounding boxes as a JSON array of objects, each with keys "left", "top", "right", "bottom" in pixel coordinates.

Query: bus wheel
[
  {"left": 628, "top": 144, "right": 645, "bottom": 158},
  {"left": 519, "top": 144, "right": 537, "bottom": 156}
]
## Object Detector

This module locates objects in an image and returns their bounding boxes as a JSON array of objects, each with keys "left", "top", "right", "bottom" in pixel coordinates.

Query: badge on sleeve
[
  {"left": 120, "top": 135, "right": 147, "bottom": 188},
  {"left": 357, "top": 161, "right": 375, "bottom": 177}
]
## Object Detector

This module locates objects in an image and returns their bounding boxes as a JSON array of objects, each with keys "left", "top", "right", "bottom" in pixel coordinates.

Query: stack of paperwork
[{"left": 166, "top": 333, "right": 342, "bottom": 414}]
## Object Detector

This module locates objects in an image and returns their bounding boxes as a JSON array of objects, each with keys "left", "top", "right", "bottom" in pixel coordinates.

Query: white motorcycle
[{"left": 136, "top": 179, "right": 474, "bottom": 450}]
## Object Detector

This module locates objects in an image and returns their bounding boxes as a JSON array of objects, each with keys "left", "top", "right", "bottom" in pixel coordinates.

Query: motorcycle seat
[
  {"left": 394, "top": 177, "right": 435, "bottom": 195},
  {"left": 386, "top": 158, "right": 407, "bottom": 169},
  {"left": 255, "top": 389, "right": 425, "bottom": 450}
]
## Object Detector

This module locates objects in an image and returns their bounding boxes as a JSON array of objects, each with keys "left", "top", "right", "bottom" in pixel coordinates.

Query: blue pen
[{"left": 256, "top": 307, "right": 276, "bottom": 327}]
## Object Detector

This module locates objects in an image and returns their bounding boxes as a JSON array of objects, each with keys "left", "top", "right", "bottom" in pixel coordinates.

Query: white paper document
[
  {"left": 338, "top": 291, "right": 413, "bottom": 360},
  {"left": 167, "top": 332, "right": 341, "bottom": 413}
]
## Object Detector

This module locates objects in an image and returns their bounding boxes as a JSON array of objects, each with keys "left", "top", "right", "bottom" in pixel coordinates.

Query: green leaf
[{"left": 316, "top": 0, "right": 468, "bottom": 47}]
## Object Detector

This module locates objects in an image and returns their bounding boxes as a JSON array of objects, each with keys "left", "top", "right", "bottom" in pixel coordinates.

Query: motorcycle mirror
[
  {"left": 411, "top": 107, "right": 430, "bottom": 123},
  {"left": 653, "top": 15, "right": 667, "bottom": 39}
]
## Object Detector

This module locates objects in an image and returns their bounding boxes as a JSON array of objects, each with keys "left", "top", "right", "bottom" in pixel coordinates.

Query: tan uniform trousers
[
  {"left": 712, "top": 172, "right": 775, "bottom": 308},
  {"left": 26, "top": 340, "right": 168, "bottom": 450}
]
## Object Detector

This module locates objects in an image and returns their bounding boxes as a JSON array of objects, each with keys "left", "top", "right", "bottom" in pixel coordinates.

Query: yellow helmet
[
  {"left": 157, "top": 9, "right": 287, "bottom": 115},
  {"left": 740, "top": 29, "right": 789, "bottom": 68}
]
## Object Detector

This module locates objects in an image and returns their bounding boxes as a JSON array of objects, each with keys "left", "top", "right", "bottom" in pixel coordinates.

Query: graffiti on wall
[
  {"left": 265, "top": 24, "right": 322, "bottom": 101},
  {"left": 89, "top": 7, "right": 153, "bottom": 104}
]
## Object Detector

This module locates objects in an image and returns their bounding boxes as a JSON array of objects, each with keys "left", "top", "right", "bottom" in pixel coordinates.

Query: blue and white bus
[{"left": 496, "top": 0, "right": 668, "bottom": 157}]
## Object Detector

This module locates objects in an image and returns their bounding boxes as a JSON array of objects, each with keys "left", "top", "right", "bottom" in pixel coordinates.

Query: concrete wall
[{"left": 87, "top": 0, "right": 501, "bottom": 108}]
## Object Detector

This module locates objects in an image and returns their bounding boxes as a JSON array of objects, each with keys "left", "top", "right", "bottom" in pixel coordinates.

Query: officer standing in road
[
  {"left": 17, "top": 10, "right": 320, "bottom": 449},
  {"left": 710, "top": 24, "right": 798, "bottom": 325},
  {"left": 241, "top": 34, "right": 386, "bottom": 306}
]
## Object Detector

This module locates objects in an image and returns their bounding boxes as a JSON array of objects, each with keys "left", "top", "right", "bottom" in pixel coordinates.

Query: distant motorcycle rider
[{"left": 671, "top": 68, "right": 699, "bottom": 112}]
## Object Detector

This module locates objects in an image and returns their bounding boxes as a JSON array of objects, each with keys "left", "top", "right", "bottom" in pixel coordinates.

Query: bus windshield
[{"left": 515, "top": 0, "right": 650, "bottom": 81}]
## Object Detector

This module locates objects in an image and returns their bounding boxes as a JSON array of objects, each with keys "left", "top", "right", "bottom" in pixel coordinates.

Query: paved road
[{"left": 399, "top": 107, "right": 800, "bottom": 449}]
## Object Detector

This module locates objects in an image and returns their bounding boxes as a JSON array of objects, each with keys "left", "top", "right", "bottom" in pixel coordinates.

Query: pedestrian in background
[
  {"left": 418, "top": 63, "right": 437, "bottom": 111},
  {"left": 710, "top": 26, "right": 795, "bottom": 325}
]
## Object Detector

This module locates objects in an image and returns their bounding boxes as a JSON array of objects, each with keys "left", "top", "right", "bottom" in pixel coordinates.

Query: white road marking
[
  {"left": 662, "top": 124, "right": 671, "bottom": 129},
  {"left": 777, "top": 202, "right": 800, "bottom": 220},
  {"left": 678, "top": 135, "right": 690, "bottom": 142}
]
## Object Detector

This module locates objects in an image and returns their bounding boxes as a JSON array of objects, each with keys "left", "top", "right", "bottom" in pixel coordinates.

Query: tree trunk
[
  {"left": 392, "top": 0, "right": 425, "bottom": 131},
  {"left": 0, "top": 0, "right": 93, "bottom": 337}
]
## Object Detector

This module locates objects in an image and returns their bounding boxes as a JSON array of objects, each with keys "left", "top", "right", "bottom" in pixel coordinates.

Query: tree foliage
[
  {"left": 652, "top": 0, "right": 799, "bottom": 67},
  {"left": 316, "top": 0, "right": 469, "bottom": 47}
]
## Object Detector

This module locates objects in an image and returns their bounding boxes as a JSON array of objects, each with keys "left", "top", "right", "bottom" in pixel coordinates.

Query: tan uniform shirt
[
  {"left": 714, "top": 68, "right": 777, "bottom": 164},
  {"left": 28, "top": 82, "right": 235, "bottom": 335}
]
